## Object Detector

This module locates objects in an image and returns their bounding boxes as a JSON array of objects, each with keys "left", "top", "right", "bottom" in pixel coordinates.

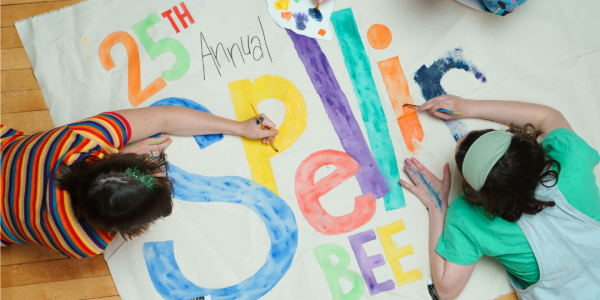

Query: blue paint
[
  {"left": 255, "top": 116, "right": 264, "bottom": 126},
  {"left": 149, "top": 97, "right": 224, "bottom": 148},
  {"left": 308, "top": 8, "right": 323, "bottom": 22},
  {"left": 143, "top": 163, "right": 298, "bottom": 300},
  {"left": 413, "top": 48, "right": 487, "bottom": 141},
  {"left": 414, "top": 168, "right": 443, "bottom": 213},
  {"left": 331, "top": 8, "right": 405, "bottom": 211},
  {"left": 294, "top": 12, "right": 309, "bottom": 30}
]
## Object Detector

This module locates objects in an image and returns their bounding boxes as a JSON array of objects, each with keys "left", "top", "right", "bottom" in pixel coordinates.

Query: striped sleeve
[{"left": 67, "top": 112, "right": 131, "bottom": 152}]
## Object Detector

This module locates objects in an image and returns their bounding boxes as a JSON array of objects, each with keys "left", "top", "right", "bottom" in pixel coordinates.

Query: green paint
[
  {"left": 132, "top": 13, "right": 190, "bottom": 81},
  {"left": 130, "top": 142, "right": 137, "bottom": 148},
  {"left": 331, "top": 8, "right": 405, "bottom": 210},
  {"left": 313, "top": 244, "right": 365, "bottom": 300},
  {"left": 125, "top": 167, "right": 156, "bottom": 188}
]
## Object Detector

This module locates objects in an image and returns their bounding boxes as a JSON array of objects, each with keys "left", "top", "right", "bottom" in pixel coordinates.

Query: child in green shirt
[{"left": 399, "top": 95, "right": 600, "bottom": 299}]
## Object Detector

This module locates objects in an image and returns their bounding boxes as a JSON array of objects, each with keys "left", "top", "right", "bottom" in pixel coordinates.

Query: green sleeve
[
  {"left": 542, "top": 128, "right": 600, "bottom": 173},
  {"left": 436, "top": 202, "right": 482, "bottom": 265},
  {"left": 541, "top": 128, "right": 600, "bottom": 221}
]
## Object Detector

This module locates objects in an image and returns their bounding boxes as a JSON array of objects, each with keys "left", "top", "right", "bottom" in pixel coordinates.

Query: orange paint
[
  {"left": 281, "top": 11, "right": 293, "bottom": 21},
  {"left": 378, "top": 56, "right": 424, "bottom": 153},
  {"left": 99, "top": 31, "right": 167, "bottom": 107},
  {"left": 318, "top": 29, "right": 326, "bottom": 36},
  {"left": 367, "top": 24, "right": 392, "bottom": 50}
]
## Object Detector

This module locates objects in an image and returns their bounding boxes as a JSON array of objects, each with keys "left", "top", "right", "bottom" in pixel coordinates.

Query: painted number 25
[{"left": 99, "top": 12, "right": 191, "bottom": 107}]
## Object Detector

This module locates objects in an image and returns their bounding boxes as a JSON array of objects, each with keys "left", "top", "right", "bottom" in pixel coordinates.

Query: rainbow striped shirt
[{"left": 1, "top": 112, "right": 131, "bottom": 258}]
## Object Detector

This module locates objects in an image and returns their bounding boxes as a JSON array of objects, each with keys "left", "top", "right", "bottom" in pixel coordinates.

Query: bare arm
[
  {"left": 400, "top": 158, "right": 476, "bottom": 299},
  {"left": 419, "top": 95, "right": 573, "bottom": 139},
  {"left": 114, "top": 106, "right": 278, "bottom": 145}
]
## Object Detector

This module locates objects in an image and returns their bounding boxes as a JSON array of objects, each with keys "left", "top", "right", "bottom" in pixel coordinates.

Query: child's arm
[
  {"left": 114, "top": 106, "right": 279, "bottom": 145},
  {"left": 400, "top": 158, "right": 475, "bottom": 300},
  {"left": 419, "top": 95, "right": 572, "bottom": 139}
]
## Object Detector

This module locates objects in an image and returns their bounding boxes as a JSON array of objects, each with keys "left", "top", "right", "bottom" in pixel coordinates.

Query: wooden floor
[{"left": 0, "top": 0, "right": 518, "bottom": 299}]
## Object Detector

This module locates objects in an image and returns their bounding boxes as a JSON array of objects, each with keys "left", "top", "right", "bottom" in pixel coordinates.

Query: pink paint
[{"left": 295, "top": 150, "right": 376, "bottom": 235}]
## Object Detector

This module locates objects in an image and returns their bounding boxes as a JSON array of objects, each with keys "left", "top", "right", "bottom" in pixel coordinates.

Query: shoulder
[
  {"left": 67, "top": 112, "right": 132, "bottom": 151},
  {"left": 542, "top": 128, "right": 600, "bottom": 165}
]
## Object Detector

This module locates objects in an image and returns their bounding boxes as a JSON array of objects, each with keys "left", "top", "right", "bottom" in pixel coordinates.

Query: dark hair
[
  {"left": 55, "top": 152, "right": 174, "bottom": 240},
  {"left": 455, "top": 124, "right": 560, "bottom": 222}
]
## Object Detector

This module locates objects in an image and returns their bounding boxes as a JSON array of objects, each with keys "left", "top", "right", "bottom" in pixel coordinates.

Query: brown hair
[
  {"left": 55, "top": 152, "right": 174, "bottom": 240},
  {"left": 455, "top": 124, "right": 560, "bottom": 222}
]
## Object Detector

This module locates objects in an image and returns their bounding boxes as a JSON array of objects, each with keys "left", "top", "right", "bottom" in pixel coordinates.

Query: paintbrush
[
  {"left": 403, "top": 103, "right": 465, "bottom": 115},
  {"left": 250, "top": 103, "right": 279, "bottom": 152}
]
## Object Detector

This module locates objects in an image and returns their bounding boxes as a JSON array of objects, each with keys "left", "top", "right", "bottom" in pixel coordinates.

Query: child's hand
[
  {"left": 241, "top": 114, "right": 279, "bottom": 145},
  {"left": 399, "top": 158, "right": 451, "bottom": 214},
  {"left": 313, "top": 0, "right": 328, "bottom": 3},
  {"left": 419, "top": 94, "right": 469, "bottom": 120},
  {"left": 120, "top": 134, "right": 173, "bottom": 156}
]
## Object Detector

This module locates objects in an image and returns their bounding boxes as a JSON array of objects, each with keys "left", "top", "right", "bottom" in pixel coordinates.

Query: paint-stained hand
[
  {"left": 120, "top": 134, "right": 173, "bottom": 156},
  {"left": 241, "top": 113, "right": 280, "bottom": 145},
  {"left": 399, "top": 158, "right": 450, "bottom": 213},
  {"left": 419, "top": 94, "right": 468, "bottom": 120}
]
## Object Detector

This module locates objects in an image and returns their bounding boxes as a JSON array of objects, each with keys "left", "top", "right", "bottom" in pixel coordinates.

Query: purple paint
[
  {"left": 294, "top": 12, "right": 309, "bottom": 30},
  {"left": 287, "top": 29, "right": 388, "bottom": 199},
  {"left": 348, "top": 230, "right": 395, "bottom": 295}
]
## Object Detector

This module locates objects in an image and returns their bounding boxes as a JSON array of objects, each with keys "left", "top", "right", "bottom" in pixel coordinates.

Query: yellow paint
[
  {"left": 229, "top": 75, "right": 307, "bottom": 194},
  {"left": 375, "top": 220, "right": 423, "bottom": 287},
  {"left": 83, "top": 37, "right": 89, "bottom": 59},
  {"left": 274, "top": 0, "right": 289, "bottom": 11}
]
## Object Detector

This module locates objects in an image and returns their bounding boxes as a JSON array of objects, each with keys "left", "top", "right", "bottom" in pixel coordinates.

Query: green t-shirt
[{"left": 436, "top": 128, "right": 600, "bottom": 288}]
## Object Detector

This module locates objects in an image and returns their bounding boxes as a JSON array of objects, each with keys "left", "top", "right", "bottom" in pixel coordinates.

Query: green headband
[{"left": 463, "top": 131, "right": 514, "bottom": 191}]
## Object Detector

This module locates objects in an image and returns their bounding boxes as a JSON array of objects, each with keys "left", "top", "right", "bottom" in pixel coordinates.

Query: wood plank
[
  {"left": 1, "top": 110, "right": 55, "bottom": 132},
  {"left": 497, "top": 292, "right": 519, "bottom": 300},
  {"left": 1, "top": 48, "right": 31, "bottom": 70},
  {"left": 1, "top": 0, "right": 81, "bottom": 27},
  {"left": 1, "top": 89, "right": 47, "bottom": 113},
  {"left": 1, "top": 275, "right": 118, "bottom": 300},
  {"left": 1, "top": 27, "right": 23, "bottom": 49},
  {"left": 1, "top": 243, "right": 66, "bottom": 266},
  {"left": 1, "top": 69, "right": 40, "bottom": 92},
  {"left": 2, "top": 254, "right": 109, "bottom": 288},
  {"left": 2, "top": 0, "right": 61, "bottom": 6}
]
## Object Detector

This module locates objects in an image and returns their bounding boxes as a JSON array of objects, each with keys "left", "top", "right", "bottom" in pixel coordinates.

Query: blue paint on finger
[
  {"left": 256, "top": 116, "right": 265, "bottom": 126},
  {"left": 415, "top": 170, "right": 443, "bottom": 213}
]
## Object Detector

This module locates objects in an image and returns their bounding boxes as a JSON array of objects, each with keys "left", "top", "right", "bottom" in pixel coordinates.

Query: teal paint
[{"left": 331, "top": 8, "right": 405, "bottom": 210}]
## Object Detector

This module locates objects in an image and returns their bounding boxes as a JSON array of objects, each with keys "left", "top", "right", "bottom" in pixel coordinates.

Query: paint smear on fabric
[
  {"left": 294, "top": 12, "right": 309, "bottom": 30},
  {"left": 378, "top": 57, "right": 424, "bottom": 154},
  {"left": 281, "top": 11, "right": 293, "bottom": 21},
  {"left": 308, "top": 8, "right": 323, "bottom": 22},
  {"left": 313, "top": 244, "right": 365, "bottom": 300},
  {"left": 367, "top": 24, "right": 392, "bottom": 50},
  {"left": 274, "top": 0, "right": 289, "bottom": 11},
  {"left": 143, "top": 163, "right": 298, "bottom": 300},
  {"left": 318, "top": 29, "right": 326, "bottom": 36},
  {"left": 331, "top": 8, "right": 404, "bottom": 211},
  {"left": 348, "top": 229, "right": 395, "bottom": 295},
  {"left": 229, "top": 75, "right": 307, "bottom": 195},
  {"left": 286, "top": 29, "right": 389, "bottom": 200},
  {"left": 375, "top": 220, "right": 423, "bottom": 287},
  {"left": 295, "top": 150, "right": 376, "bottom": 235},
  {"left": 413, "top": 47, "right": 487, "bottom": 141}
]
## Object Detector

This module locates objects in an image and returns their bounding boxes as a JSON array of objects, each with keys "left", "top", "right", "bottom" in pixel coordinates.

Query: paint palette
[{"left": 265, "top": 0, "right": 334, "bottom": 40}]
